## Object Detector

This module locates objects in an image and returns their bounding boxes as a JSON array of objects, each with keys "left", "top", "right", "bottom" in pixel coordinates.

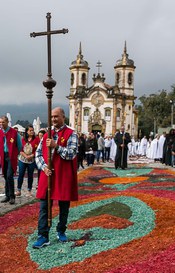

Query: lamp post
[
  {"left": 153, "top": 117, "right": 156, "bottom": 137},
  {"left": 170, "top": 100, "right": 174, "bottom": 127}
]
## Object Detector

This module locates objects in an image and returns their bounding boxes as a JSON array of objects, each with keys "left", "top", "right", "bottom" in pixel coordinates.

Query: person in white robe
[
  {"left": 146, "top": 138, "right": 152, "bottom": 159},
  {"left": 128, "top": 141, "right": 132, "bottom": 156},
  {"left": 140, "top": 136, "right": 148, "bottom": 156},
  {"left": 110, "top": 137, "right": 117, "bottom": 161},
  {"left": 128, "top": 136, "right": 136, "bottom": 157},
  {"left": 158, "top": 132, "right": 166, "bottom": 161},
  {"left": 135, "top": 139, "right": 141, "bottom": 156},
  {"left": 150, "top": 134, "right": 162, "bottom": 161}
]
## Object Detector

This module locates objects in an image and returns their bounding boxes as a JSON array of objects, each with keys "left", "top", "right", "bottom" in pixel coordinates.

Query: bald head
[
  {"left": 51, "top": 107, "right": 65, "bottom": 129},
  {"left": 52, "top": 107, "right": 65, "bottom": 117}
]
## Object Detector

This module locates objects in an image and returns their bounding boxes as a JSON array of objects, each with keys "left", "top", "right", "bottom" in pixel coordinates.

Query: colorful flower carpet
[{"left": 1, "top": 164, "right": 175, "bottom": 273}]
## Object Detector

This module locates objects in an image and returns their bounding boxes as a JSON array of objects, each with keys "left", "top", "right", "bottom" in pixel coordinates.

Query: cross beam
[
  {"left": 30, "top": 29, "right": 68, "bottom": 37},
  {"left": 30, "top": 12, "right": 68, "bottom": 227}
]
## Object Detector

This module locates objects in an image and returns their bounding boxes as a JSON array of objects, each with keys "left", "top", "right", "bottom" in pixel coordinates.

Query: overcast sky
[{"left": 0, "top": 0, "right": 175, "bottom": 106}]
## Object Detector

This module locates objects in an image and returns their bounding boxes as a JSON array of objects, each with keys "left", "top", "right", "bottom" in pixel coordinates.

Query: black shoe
[
  {"left": 9, "top": 198, "right": 15, "bottom": 205},
  {"left": 1, "top": 196, "right": 10, "bottom": 203}
]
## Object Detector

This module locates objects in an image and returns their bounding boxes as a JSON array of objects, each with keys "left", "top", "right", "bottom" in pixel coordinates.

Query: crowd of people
[
  {"left": 1, "top": 114, "right": 175, "bottom": 205},
  {"left": 128, "top": 129, "right": 175, "bottom": 166},
  {"left": 1, "top": 111, "right": 175, "bottom": 248},
  {"left": 0, "top": 117, "right": 47, "bottom": 203},
  {"left": 77, "top": 128, "right": 175, "bottom": 169}
]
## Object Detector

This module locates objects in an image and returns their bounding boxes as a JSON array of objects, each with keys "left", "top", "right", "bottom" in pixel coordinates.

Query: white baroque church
[{"left": 67, "top": 42, "right": 138, "bottom": 137}]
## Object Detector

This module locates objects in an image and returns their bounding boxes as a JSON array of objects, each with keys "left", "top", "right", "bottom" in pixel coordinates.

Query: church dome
[
  {"left": 116, "top": 58, "right": 134, "bottom": 67},
  {"left": 70, "top": 42, "right": 89, "bottom": 68},
  {"left": 71, "top": 59, "right": 89, "bottom": 67},
  {"left": 115, "top": 41, "right": 135, "bottom": 67}
]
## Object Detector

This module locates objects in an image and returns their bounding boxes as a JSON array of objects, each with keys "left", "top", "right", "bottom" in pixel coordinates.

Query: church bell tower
[
  {"left": 114, "top": 41, "right": 135, "bottom": 96},
  {"left": 113, "top": 41, "right": 137, "bottom": 135},
  {"left": 69, "top": 42, "right": 90, "bottom": 95},
  {"left": 68, "top": 43, "right": 90, "bottom": 131}
]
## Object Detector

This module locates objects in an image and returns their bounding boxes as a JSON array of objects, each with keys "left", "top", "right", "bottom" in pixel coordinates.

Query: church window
[
  {"left": 116, "top": 72, "right": 120, "bottom": 85},
  {"left": 117, "top": 109, "right": 121, "bottom": 121},
  {"left": 129, "top": 105, "right": 131, "bottom": 110},
  {"left": 81, "top": 73, "right": 86, "bottom": 85},
  {"left": 71, "top": 73, "right": 74, "bottom": 86},
  {"left": 128, "top": 72, "right": 133, "bottom": 85},
  {"left": 84, "top": 108, "right": 89, "bottom": 121},
  {"left": 105, "top": 109, "right": 111, "bottom": 121},
  {"left": 128, "top": 124, "right": 130, "bottom": 130}
]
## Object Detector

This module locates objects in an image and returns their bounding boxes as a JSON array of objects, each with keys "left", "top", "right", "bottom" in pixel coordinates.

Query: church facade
[{"left": 67, "top": 42, "right": 138, "bottom": 137}]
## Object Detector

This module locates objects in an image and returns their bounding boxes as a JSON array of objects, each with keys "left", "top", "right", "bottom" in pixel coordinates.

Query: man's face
[
  {"left": 121, "top": 126, "right": 125, "bottom": 133},
  {"left": 0, "top": 118, "right": 8, "bottom": 130},
  {"left": 51, "top": 109, "right": 65, "bottom": 129}
]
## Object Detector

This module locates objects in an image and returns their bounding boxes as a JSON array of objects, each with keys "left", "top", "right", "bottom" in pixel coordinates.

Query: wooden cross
[{"left": 30, "top": 12, "right": 68, "bottom": 227}]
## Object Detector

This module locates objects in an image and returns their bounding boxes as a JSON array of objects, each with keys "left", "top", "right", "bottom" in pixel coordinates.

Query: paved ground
[
  {"left": 0, "top": 170, "right": 39, "bottom": 216},
  {"left": 0, "top": 157, "right": 173, "bottom": 216}
]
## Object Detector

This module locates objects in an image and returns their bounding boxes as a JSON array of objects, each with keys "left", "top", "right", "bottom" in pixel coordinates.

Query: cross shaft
[{"left": 30, "top": 12, "right": 68, "bottom": 228}]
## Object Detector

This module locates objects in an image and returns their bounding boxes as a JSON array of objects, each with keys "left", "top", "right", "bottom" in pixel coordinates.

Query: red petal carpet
[{"left": 0, "top": 161, "right": 175, "bottom": 273}]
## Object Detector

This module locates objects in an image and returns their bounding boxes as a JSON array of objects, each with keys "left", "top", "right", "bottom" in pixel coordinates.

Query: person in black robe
[
  {"left": 85, "top": 133, "right": 98, "bottom": 166},
  {"left": 114, "top": 126, "right": 131, "bottom": 169},
  {"left": 163, "top": 128, "right": 175, "bottom": 166}
]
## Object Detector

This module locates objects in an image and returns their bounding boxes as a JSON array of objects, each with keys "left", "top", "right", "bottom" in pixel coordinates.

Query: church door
[{"left": 92, "top": 124, "right": 102, "bottom": 134}]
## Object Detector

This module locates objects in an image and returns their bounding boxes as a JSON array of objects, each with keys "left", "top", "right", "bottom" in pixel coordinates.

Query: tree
[
  {"left": 137, "top": 86, "right": 175, "bottom": 137},
  {"left": 15, "top": 120, "right": 30, "bottom": 128}
]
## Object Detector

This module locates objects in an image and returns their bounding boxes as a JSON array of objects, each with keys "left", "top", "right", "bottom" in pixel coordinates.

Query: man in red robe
[
  {"left": 0, "top": 116, "right": 22, "bottom": 204},
  {"left": 33, "top": 107, "right": 78, "bottom": 249}
]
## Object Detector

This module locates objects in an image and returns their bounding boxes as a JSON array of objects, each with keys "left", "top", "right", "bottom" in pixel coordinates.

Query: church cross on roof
[{"left": 96, "top": 60, "right": 102, "bottom": 75}]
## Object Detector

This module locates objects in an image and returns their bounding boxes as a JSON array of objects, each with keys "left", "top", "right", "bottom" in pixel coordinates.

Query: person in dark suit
[{"left": 114, "top": 126, "right": 131, "bottom": 169}]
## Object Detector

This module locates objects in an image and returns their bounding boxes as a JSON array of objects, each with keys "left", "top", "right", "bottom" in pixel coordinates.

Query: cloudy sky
[{"left": 0, "top": 0, "right": 175, "bottom": 106}]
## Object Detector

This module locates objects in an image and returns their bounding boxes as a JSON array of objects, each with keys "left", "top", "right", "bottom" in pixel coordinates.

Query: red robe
[
  {"left": 0, "top": 128, "right": 19, "bottom": 173},
  {"left": 36, "top": 126, "right": 78, "bottom": 201},
  {"left": 21, "top": 136, "right": 40, "bottom": 155}
]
